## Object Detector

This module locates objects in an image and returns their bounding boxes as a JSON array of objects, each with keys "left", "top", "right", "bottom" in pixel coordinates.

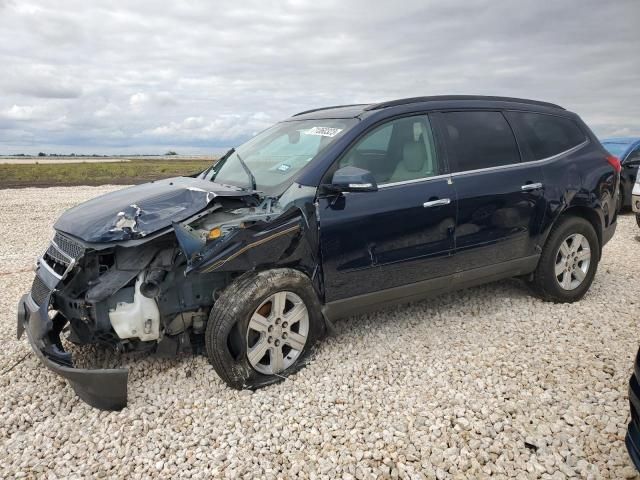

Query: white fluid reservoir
[{"left": 108, "top": 273, "right": 160, "bottom": 341}]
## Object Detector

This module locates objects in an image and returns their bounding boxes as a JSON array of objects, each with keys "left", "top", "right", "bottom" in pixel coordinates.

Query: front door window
[{"left": 338, "top": 115, "right": 440, "bottom": 184}]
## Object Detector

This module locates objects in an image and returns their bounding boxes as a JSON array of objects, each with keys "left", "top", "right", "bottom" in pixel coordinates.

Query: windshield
[
  {"left": 201, "top": 118, "right": 357, "bottom": 194},
  {"left": 602, "top": 142, "right": 632, "bottom": 158}
]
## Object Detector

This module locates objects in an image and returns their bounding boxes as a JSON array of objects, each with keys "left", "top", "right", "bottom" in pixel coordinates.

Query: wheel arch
[
  {"left": 222, "top": 266, "right": 331, "bottom": 333},
  {"left": 545, "top": 205, "right": 603, "bottom": 257},
  {"left": 205, "top": 265, "right": 328, "bottom": 388}
]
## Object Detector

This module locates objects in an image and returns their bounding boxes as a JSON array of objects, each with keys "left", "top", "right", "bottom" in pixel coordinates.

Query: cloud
[
  {"left": 1, "top": 64, "right": 82, "bottom": 99},
  {"left": 0, "top": 0, "right": 638, "bottom": 154},
  {"left": 142, "top": 112, "right": 272, "bottom": 143},
  {"left": 129, "top": 92, "right": 177, "bottom": 111},
  {"left": 2, "top": 105, "right": 40, "bottom": 121}
]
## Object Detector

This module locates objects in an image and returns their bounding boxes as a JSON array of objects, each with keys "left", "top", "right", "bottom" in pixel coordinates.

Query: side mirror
[{"left": 326, "top": 166, "right": 378, "bottom": 193}]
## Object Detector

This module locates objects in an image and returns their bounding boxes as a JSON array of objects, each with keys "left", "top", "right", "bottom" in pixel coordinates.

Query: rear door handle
[
  {"left": 521, "top": 182, "right": 543, "bottom": 191},
  {"left": 423, "top": 198, "right": 451, "bottom": 208}
]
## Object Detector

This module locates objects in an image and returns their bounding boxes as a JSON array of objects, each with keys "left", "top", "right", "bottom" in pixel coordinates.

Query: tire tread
[
  {"left": 531, "top": 215, "right": 599, "bottom": 303},
  {"left": 205, "top": 269, "right": 323, "bottom": 389}
]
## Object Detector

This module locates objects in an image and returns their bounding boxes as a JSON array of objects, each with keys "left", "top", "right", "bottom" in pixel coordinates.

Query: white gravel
[{"left": 0, "top": 185, "right": 639, "bottom": 479}]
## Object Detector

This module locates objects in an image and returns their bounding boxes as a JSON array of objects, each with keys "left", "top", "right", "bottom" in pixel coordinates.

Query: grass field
[{"left": 0, "top": 157, "right": 215, "bottom": 188}]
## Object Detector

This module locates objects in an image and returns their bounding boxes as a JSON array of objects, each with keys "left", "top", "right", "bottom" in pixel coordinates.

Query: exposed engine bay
[{"left": 18, "top": 177, "right": 319, "bottom": 409}]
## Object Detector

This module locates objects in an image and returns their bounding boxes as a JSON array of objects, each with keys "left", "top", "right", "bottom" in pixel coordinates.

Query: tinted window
[
  {"left": 358, "top": 123, "right": 392, "bottom": 151},
  {"left": 509, "top": 112, "right": 586, "bottom": 160},
  {"left": 441, "top": 111, "right": 520, "bottom": 172},
  {"left": 339, "top": 115, "right": 439, "bottom": 184}
]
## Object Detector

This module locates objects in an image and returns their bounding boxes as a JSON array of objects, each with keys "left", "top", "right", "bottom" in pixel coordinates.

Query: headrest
[{"left": 402, "top": 141, "right": 427, "bottom": 172}]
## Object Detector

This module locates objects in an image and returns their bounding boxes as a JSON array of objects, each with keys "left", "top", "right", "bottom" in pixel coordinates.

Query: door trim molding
[{"left": 322, "top": 254, "right": 540, "bottom": 321}]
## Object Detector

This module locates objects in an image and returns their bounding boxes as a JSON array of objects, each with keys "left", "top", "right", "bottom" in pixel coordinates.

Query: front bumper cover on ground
[{"left": 17, "top": 293, "right": 128, "bottom": 410}]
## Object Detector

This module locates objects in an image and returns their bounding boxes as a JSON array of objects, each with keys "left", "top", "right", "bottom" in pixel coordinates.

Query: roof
[
  {"left": 290, "top": 104, "right": 368, "bottom": 120},
  {"left": 291, "top": 95, "right": 566, "bottom": 120},
  {"left": 363, "top": 95, "right": 564, "bottom": 111}
]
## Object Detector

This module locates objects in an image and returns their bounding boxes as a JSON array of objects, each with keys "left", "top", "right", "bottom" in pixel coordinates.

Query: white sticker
[
  {"left": 276, "top": 163, "right": 291, "bottom": 172},
  {"left": 303, "top": 126, "right": 343, "bottom": 137}
]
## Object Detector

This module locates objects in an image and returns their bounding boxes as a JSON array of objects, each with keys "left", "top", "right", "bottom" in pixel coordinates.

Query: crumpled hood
[{"left": 54, "top": 176, "right": 255, "bottom": 243}]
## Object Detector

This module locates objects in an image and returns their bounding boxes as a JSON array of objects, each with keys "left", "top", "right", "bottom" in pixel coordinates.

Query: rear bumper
[
  {"left": 626, "top": 349, "right": 640, "bottom": 471},
  {"left": 17, "top": 292, "right": 128, "bottom": 410}
]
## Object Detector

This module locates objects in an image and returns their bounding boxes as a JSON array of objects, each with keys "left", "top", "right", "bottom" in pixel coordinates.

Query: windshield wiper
[
  {"left": 235, "top": 151, "right": 257, "bottom": 191},
  {"left": 202, "top": 147, "right": 235, "bottom": 179}
]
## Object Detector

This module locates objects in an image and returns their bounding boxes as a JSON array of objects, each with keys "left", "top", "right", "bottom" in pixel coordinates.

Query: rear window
[
  {"left": 508, "top": 112, "right": 586, "bottom": 160},
  {"left": 441, "top": 111, "right": 520, "bottom": 172}
]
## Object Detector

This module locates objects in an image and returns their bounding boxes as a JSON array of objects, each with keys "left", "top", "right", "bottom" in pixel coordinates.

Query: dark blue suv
[{"left": 17, "top": 95, "right": 619, "bottom": 409}]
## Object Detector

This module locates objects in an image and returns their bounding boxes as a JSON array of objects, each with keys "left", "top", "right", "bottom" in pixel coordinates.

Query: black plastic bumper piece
[
  {"left": 17, "top": 293, "right": 128, "bottom": 411},
  {"left": 626, "top": 349, "right": 640, "bottom": 471}
]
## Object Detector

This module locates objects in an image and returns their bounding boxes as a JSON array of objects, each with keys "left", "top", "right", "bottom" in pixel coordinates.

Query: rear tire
[
  {"left": 531, "top": 216, "right": 599, "bottom": 303},
  {"left": 205, "top": 268, "right": 325, "bottom": 390},
  {"left": 636, "top": 213, "right": 640, "bottom": 229}
]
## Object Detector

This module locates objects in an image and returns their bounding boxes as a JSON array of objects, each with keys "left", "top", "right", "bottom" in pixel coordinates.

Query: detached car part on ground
[{"left": 17, "top": 96, "right": 619, "bottom": 409}]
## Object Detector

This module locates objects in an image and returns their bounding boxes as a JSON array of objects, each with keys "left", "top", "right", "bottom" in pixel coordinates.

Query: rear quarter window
[{"left": 508, "top": 111, "right": 586, "bottom": 160}]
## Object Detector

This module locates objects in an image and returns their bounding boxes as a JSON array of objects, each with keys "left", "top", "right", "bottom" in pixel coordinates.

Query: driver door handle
[
  {"left": 521, "top": 182, "right": 543, "bottom": 191},
  {"left": 423, "top": 198, "right": 451, "bottom": 208}
]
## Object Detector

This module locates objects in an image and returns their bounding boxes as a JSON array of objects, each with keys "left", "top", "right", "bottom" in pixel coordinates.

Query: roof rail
[
  {"left": 293, "top": 104, "right": 368, "bottom": 117},
  {"left": 364, "top": 95, "right": 565, "bottom": 111}
]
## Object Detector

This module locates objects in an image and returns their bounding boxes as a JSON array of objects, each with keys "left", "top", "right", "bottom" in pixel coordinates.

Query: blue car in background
[{"left": 601, "top": 137, "right": 640, "bottom": 210}]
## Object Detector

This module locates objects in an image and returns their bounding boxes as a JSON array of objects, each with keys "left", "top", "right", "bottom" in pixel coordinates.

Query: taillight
[{"left": 607, "top": 155, "right": 621, "bottom": 173}]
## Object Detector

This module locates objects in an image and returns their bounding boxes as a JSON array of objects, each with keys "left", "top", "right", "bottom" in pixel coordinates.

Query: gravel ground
[{"left": 0, "top": 186, "right": 639, "bottom": 479}]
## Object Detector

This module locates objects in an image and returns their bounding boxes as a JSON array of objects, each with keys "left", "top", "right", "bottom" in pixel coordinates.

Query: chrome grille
[
  {"left": 42, "top": 232, "right": 84, "bottom": 276},
  {"left": 30, "top": 275, "right": 51, "bottom": 306},
  {"left": 45, "top": 243, "right": 71, "bottom": 266},
  {"left": 53, "top": 232, "right": 84, "bottom": 260}
]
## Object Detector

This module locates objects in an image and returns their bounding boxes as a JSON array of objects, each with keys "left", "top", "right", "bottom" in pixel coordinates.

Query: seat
[
  {"left": 352, "top": 151, "right": 395, "bottom": 183},
  {"left": 389, "top": 139, "right": 431, "bottom": 183}
]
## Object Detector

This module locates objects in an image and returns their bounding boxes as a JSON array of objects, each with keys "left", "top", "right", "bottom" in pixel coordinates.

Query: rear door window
[
  {"left": 441, "top": 111, "right": 520, "bottom": 172},
  {"left": 508, "top": 111, "right": 586, "bottom": 160}
]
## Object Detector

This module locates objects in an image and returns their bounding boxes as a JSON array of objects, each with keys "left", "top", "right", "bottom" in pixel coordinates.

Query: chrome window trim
[
  {"left": 378, "top": 173, "right": 451, "bottom": 189},
  {"left": 450, "top": 139, "right": 589, "bottom": 178},
  {"left": 342, "top": 139, "right": 588, "bottom": 189}
]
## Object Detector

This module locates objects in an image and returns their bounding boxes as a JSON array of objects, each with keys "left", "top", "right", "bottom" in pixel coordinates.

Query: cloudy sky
[{"left": 0, "top": 0, "right": 638, "bottom": 155}]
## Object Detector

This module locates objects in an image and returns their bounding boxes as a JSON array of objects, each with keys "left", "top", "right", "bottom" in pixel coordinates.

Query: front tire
[
  {"left": 531, "top": 216, "right": 599, "bottom": 303},
  {"left": 205, "top": 268, "right": 324, "bottom": 390}
]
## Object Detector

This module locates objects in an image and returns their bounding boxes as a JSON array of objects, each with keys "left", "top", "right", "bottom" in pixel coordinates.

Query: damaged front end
[
  {"left": 17, "top": 177, "right": 319, "bottom": 410},
  {"left": 17, "top": 231, "right": 132, "bottom": 410}
]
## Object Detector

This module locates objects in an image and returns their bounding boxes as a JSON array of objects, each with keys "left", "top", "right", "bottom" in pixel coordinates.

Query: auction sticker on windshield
[{"left": 304, "top": 126, "right": 343, "bottom": 137}]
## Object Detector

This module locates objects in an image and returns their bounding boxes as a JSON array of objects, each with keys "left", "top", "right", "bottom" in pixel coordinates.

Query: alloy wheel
[
  {"left": 246, "top": 291, "right": 309, "bottom": 375},
  {"left": 555, "top": 233, "right": 591, "bottom": 291}
]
